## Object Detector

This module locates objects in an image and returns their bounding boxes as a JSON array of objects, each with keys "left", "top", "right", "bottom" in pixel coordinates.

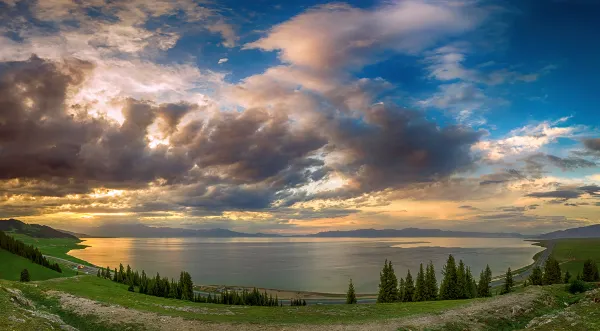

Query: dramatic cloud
[
  {"left": 322, "top": 105, "right": 482, "bottom": 195},
  {"left": 0, "top": 57, "right": 195, "bottom": 193},
  {"left": 245, "top": 1, "right": 487, "bottom": 71},
  {"left": 0, "top": 0, "right": 597, "bottom": 234}
]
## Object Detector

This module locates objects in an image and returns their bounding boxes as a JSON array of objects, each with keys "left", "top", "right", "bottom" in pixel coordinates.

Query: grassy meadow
[
  {"left": 0, "top": 249, "right": 76, "bottom": 281},
  {"left": 7, "top": 233, "right": 90, "bottom": 266},
  {"left": 544, "top": 238, "right": 600, "bottom": 277}
]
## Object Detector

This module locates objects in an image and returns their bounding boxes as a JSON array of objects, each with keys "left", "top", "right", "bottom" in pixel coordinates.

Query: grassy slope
[
  {"left": 30, "top": 275, "right": 472, "bottom": 324},
  {"left": 5, "top": 276, "right": 596, "bottom": 331},
  {"left": 8, "top": 233, "right": 90, "bottom": 266},
  {"left": 544, "top": 238, "right": 600, "bottom": 277},
  {"left": 0, "top": 249, "right": 76, "bottom": 281},
  {"left": 0, "top": 283, "right": 60, "bottom": 330}
]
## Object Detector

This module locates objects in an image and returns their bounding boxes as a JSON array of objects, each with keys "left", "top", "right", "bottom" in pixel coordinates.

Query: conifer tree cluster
[
  {"left": 96, "top": 262, "right": 284, "bottom": 307},
  {"left": 477, "top": 265, "right": 493, "bottom": 297},
  {"left": 529, "top": 266, "right": 543, "bottom": 285},
  {"left": 0, "top": 231, "right": 62, "bottom": 273},
  {"left": 582, "top": 259, "right": 600, "bottom": 282},
  {"left": 201, "top": 288, "right": 280, "bottom": 306},
  {"left": 542, "top": 257, "right": 562, "bottom": 285},
  {"left": 290, "top": 298, "right": 307, "bottom": 306},
  {"left": 377, "top": 260, "right": 398, "bottom": 303},
  {"left": 377, "top": 255, "right": 488, "bottom": 304}
]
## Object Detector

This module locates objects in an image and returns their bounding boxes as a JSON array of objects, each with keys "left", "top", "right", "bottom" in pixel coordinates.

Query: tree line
[
  {"left": 371, "top": 255, "right": 493, "bottom": 304},
  {"left": 0, "top": 231, "right": 62, "bottom": 273},
  {"left": 526, "top": 257, "right": 599, "bottom": 287},
  {"left": 97, "top": 263, "right": 284, "bottom": 306}
]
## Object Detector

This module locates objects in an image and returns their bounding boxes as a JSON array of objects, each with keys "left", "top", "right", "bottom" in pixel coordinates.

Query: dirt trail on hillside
[{"left": 48, "top": 286, "right": 546, "bottom": 331}]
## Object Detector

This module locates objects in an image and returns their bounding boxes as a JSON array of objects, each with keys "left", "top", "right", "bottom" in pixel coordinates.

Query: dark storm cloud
[
  {"left": 526, "top": 190, "right": 582, "bottom": 199},
  {"left": 156, "top": 102, "right": 196, "bottom": 136},
  {"left": 524, "top": 153, "right": 596, "bottom": 172},
  {"left": 323, "top": 104, "right": 482, "bottom": 196},
  {"left": 545, "top": 155, "right": 596, "bottom": 170},
  {"left": 583, "top": 138, "right": 600, "bottom": 153},
  {"left": 172, "top": 108, "right": 327, "bottom": 185},
  {"left": 0, "top": 57, "right": 194, "bottom": 193},
  {"left": 578, "top": 185, "right": 600, "bottom": 196},
  {"left": 479, "top": 169, "right": 526, "bottom": 185},
  {"left": 0, "top": 56, "right": 485, "bottom": 216}
]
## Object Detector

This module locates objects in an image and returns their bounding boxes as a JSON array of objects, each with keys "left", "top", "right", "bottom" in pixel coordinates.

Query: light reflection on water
[{"left": 70, "top": 237, "right": 543, "bottom": 293}]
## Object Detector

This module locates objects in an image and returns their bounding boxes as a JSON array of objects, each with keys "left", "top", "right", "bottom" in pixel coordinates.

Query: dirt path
[{"left": 46, "top": 286, "right": 546, "bottom": 331}]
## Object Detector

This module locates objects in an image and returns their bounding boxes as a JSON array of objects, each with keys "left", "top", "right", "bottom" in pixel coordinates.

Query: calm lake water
[{"left": 69, "top": 237, "right": 543, "bottom": 293}]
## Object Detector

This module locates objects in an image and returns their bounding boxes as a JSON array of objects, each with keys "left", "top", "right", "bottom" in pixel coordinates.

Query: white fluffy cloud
[{"left": 473, "top": 118, "right": 586, "bottom": 161}]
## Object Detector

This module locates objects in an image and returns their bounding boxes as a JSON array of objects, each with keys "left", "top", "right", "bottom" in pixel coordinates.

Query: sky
[{"left": 0, "top": 0, "right": 599, "bottom": 235}]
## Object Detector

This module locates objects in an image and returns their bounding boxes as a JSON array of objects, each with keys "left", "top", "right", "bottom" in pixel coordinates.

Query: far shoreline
[{"left": 67, "top": 236, "right": 546, "bottom": 299}]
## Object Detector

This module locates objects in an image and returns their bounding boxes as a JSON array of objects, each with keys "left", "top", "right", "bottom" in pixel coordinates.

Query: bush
[
  {"left": 20, "top": 269, "right": 30, "bottom": 282},
  {"left": 568, "top": 279, "right": 592, "bottom": 294}
]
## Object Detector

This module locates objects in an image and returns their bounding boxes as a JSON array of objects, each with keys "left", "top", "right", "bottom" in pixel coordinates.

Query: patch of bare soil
[
  {"left": 2, "top": 286, "right": 77, "bottom": 331},
  {"left": 46, "top": 287, "right": 546, "bottom": 331}
]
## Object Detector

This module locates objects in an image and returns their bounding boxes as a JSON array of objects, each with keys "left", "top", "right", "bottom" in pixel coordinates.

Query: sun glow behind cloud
[{"left": 0, "top": 0, "right": 598, "bottom": 234}]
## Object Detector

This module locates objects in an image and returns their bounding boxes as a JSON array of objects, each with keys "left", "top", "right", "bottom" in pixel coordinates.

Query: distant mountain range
[
  {"left": 80, "top": 223, "right": 278, "bottom": 238},
  {"left": 0, "top": 219, "right": 77, "bottom": 239},
  {"left": 537, "top": 224, "right": 600, "bottom": 240},
  {"left": 70, "top": 224, "right": 527, "bottom": 239},
  {"left": 3, "top": 218, "right": 600, "bottom": 240},
  {"left": 307, "top": 228, "right": 527, "bottom": 238}
]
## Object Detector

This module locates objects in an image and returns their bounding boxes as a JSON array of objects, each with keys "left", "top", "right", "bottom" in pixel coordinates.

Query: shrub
[
  {"left": 568, "top": 279, "right": 592, "bottom": 294},
  {"left": 20, "top": 269, "right": 30, "bottom": 282}
]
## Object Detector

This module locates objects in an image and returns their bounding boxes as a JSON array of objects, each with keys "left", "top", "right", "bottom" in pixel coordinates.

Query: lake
[{"left": 69, "top": 237, "right": 543, "bottom": 293}]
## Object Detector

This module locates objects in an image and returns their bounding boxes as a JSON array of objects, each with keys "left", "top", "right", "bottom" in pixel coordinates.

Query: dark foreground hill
[{"left": 0, "top": 219, "right": 77, "bottom": 239}]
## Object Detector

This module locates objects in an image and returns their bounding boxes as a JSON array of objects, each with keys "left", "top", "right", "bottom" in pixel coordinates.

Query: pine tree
[
  {"left": 529, "top": 266, "right": 543, "bottom": 285},
  {"left": 398, "top": 277, "right": 405, "bottom": 302},
  {"left": 118, "top": 263, "right": 125, "bottom": 283},
  {"left": 564, "top": 270, "right": 572, "bottom": 284},
  {"left": 127, "top": 277, "right": 135, "bottom": 292},
  {"left": 440, "top": 255, "right": 459, "bottom": 300},
  {"left": 413, "top": 264, "right": 426, "bottom": 302},
  {"left": 543, "top": 257, "right": 562, "bottom": 285},
  {"left": 456, "top": 260, "right": 467, "bottom": 299},
  {"left": 403, "top": 270, "right": 415, "bottom": 302},
  {"left": 180, "top": 271, "right": 194, "bottom": 301},
  {"left": 425, "top": 261, "right": 438, "bottom": 301},
  {"left": 377, "top": 260, "right": 398, "bottom": 303},
  {"left": 346, "top": 279, "right": 357, "bottom": 304},
  {"left": 500, "top": 267, "right": 513, "bottom": 295},
  {"left": 582, "top": 259, "right": 599, "bottom": 282},
  {"left": 20, "top": 269, "right": 30, "bottom": 282},
  {"left": 465, "top": 267, "right": 477, "bottom": 298},
  {"left": 105, "top": 266, "right": 111, "bottom": 279},
  {"left": 477, "top": 265, "right": 492, "bottom": 297},
  {"left": 97, "top": 269, "right": 101, "bottom": 277},
  {"left": 113, "top": 268, "right": 118, "bottom": 282}
]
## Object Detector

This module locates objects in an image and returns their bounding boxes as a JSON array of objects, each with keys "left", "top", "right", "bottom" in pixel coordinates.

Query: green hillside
[
  {"left": 0, "top": 219, "right": 77, "bottom": 239},
  {"left": 9, "top": 233, "right": 90, "bottom": 266},
  {"left": 0, "top": 249, "right": 76, "bottom": 281},
  {"left": 545, "top": 238, "right": 600, "bottom": 276}
]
